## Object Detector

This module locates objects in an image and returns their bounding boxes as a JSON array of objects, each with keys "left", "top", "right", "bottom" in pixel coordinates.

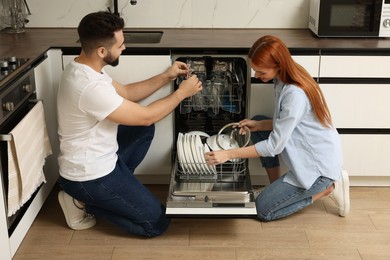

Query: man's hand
[
  {"left": 165, "top": 61, "right": 189, "bottom": 81},
  {"left": 176, "top": 75, "right": 203, "bottom": 99}
]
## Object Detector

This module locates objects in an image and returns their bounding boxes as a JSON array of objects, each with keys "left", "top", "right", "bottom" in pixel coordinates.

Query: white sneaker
[
  {"left": 252, "top": 186, "right": 265, "bottom": 199},
  {"left": 58, "top": 191, "right": 96, "bottom": 230},
  {"left": 329, "top": 170, "right": 350, "bottom": 217}
]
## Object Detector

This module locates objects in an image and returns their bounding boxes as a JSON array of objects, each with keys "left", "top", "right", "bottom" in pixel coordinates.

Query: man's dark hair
[{"left": 78, "top": 11, "right": 125, "bottom": 54}]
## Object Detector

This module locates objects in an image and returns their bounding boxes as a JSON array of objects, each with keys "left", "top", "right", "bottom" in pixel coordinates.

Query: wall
[{"left": 23, "top": 0, "right": 309, "bottom": 28}]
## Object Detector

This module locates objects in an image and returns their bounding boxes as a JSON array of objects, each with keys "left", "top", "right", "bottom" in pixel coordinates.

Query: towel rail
[{"left": 0, "top": 99, "right": 42, "bottom": 142}]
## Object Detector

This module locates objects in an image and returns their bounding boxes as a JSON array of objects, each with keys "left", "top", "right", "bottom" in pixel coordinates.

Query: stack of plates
[{"left": 177, "top": 132, "right": 216, "bottom": 174}]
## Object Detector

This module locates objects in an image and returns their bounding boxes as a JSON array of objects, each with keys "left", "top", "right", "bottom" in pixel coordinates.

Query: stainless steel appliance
[
  {"left": 0, "top": 61, "right": 36, "bottom": 235},
  {"left": 166, "top": 54, "right": 257, "bottom": 216},
  {"left": 308, "top": 0, "right": 390, "bottom": 37},
  {"left": 0, "top": 57, "right": 29, "bottom": 83}
]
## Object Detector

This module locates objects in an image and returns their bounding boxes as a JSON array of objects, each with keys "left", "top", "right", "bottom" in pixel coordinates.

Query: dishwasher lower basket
[
  {"left": 176, "top": 158, "right": 247, "bottom": 182},
  {"left": 167, "top": 156, "right": 255, "bottom": 210}
]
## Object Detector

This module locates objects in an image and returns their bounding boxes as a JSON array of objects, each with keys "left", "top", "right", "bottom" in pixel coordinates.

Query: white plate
[
  {"left": 192, "top": 134, "right": 209, "bottom": 174},
  {"left": 188, "top": 134, "right": 201, "bottom": 174},
  {"left": 177, "top": 133, "right": 188, "bottom": 174},
  {"left": 187, "top": 131, "right": 210, "bottom": 138},
  {"left": 203, "top": 143, "right": 217, "bottom": 174},
  {"left": 195, "top": 135, "right": 212, "bottom": 174},
  {"left": 183, "top": 134, "right": 196, "bottom": 174}
]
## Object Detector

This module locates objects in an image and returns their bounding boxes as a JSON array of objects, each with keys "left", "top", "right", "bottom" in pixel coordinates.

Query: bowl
[{"left": 206, "top": 134, "right": 239, "bottom": 151}]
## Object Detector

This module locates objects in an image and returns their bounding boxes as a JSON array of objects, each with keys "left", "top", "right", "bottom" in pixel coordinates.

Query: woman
[{"left": 205, "top": 35, "right": 349, "bottom": 221}]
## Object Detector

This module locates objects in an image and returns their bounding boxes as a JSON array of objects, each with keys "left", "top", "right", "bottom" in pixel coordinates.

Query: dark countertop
[
  {"left": 2, "top": 28, "right": 390, "bottom": 57},
  {"left": 1, "top": 28, "right": 390, "bottom": 85}
]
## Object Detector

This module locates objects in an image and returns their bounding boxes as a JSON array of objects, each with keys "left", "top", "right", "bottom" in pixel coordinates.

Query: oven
[
  {"left": 166, "top": 54, "right": 257, "bottom": 216},
  {"left": 0, "top": 57, "right": 36, "bottom": 235}
]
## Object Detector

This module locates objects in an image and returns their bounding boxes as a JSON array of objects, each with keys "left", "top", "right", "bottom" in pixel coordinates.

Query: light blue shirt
[{"left": 254, "top": 80, "right": 343, "bottom": 189}]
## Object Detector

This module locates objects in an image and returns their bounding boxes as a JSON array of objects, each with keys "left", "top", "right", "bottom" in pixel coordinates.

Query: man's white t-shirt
[{"left": 57, "top": 60, "right": 123, "bottom": 181}]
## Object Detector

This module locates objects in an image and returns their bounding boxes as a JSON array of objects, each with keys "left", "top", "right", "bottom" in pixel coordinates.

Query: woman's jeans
[
  {"left": 251, "top": 115, "right": 333, "bottom": 221},
  {"left": 59, "top": 124, "right": 171, "bottom": 237}
]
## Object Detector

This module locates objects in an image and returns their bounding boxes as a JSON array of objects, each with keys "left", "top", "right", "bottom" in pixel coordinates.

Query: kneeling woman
[{"left": 204, "top": 35, "right": 349, "bottom": 221}]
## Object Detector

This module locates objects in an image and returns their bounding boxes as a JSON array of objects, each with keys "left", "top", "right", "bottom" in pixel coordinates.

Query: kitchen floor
[{"left": 13, "top": 183, "right": 390, "bottom": 260}]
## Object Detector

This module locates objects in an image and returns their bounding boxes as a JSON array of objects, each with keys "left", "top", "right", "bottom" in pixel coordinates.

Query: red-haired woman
[{"left": 205, "top": 35, "right": 349, "bottom": 221}]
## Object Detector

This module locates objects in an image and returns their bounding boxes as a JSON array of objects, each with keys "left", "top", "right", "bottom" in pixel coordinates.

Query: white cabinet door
[
  {"left": 321, "top": 83, "right": 390, "bottom": 128},
  {"left": 341, "top": 134, "right": 390, "bottom": 177},
  {"left": 63, "top": 55, "right": 173, "bottom": 183},
  {"left": 292, "top": 55, "right": 320, "bottom": 78},
  {"left": 105, "top": 56, "right": 173, "bottom": 181},
  {"left": 320, "top": 56, "right": 390, "bottom": 78},
  {"left": 35, "top": 49, "right": 62, "bottom": 184},
  {"left": 250, "top": 55, "right": 320, "bottom": 79}
]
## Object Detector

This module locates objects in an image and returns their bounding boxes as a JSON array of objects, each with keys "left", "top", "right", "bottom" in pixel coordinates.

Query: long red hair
[{"left": 248, "top": 35, "right": 332, "bottom": 127}]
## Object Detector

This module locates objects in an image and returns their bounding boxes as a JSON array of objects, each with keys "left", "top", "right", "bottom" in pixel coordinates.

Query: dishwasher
[{"left": 166, "top": 54, "right": 257, "bottom": 216}]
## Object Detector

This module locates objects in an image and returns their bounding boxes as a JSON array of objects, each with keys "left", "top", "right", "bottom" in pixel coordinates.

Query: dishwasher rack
[
  {"left": 176, "top": 57, "right": 245, "bottom": 116},
  {"left": 176, "top": 157, "right": 247, "bottom": 182}
]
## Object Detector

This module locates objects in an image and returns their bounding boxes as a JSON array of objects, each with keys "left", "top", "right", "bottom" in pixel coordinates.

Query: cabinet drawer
[
  {"left": 321, "top": 83, "right": 390, "bottom": 128},
  {"left": 320, "top": 56, "right": 390, "bottom": 78},
  {"left": 250, "top": 55, "right": 320, "bottom": 78},
  {"left": 341, "top": 134, "right": 390, "bottom": 177},
  {"left": 293, "top": 55, "right": 319, "bottom": 78}
]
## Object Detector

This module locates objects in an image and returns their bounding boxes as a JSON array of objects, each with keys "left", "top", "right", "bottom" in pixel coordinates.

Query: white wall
[{"left": 23, "top": 0, "right": 309, "bottom": 28}]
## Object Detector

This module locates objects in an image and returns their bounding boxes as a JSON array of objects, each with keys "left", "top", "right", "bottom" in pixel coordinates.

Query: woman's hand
[
  {"left": 238, "top": 118, "right": 273, "bottom": 133},
  {"left": 238, "top": 119, "right": 260, "bottom": 133},
  {"left": 204, "top": 150, "right": 231, "bottom": 165}
]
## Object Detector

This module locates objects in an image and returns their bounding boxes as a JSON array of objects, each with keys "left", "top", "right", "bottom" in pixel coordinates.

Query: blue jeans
[
  {"left": 256, "top": 175, "right": 333, "bottom": 221},
  {"left": 59, "top": 124, "right": 171, "bottom": 237},
  {"left": 250, "top": 115, "right": 333, "bottom": 221}
]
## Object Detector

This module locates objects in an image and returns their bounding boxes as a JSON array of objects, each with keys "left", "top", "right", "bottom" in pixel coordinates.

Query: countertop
[
  {"left": 1, "top": 28, "right": 390, "bottom": 85},
  {"left": 2, "top": 28, "right": 390, "bottom": 57}
]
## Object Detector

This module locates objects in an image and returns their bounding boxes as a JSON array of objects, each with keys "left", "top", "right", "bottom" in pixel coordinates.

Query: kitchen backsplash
[{"left": 22, "top": 0, "right": 309, "bottom": 29}]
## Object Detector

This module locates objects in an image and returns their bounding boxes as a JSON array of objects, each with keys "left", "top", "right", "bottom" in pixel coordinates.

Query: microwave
[{"left": 308, "top": 0, "right": 390, "bottom": 37}]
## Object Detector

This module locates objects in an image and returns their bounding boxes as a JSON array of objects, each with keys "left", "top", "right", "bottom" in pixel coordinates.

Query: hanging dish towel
[{"left": 7, "top": 101, "right": 52, "bottom": 217}]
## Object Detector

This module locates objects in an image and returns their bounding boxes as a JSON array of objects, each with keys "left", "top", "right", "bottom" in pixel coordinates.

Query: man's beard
[{"left": 104, "top": 52, "right": 119, "bottom": 67}]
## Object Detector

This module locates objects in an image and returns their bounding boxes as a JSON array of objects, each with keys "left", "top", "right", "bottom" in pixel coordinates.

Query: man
[{"left": 57, "top": 11, "right": 202, "bottom": 237}]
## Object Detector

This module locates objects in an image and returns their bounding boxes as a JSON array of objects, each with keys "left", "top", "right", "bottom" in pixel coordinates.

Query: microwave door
[{"left": 317, "top": 0, "right": 382, "bottom": 37}]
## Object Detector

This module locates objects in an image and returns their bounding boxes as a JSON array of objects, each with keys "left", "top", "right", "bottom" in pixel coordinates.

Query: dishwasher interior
[{"left": 166, "top": 55, "right": 256, "bottom": 216}]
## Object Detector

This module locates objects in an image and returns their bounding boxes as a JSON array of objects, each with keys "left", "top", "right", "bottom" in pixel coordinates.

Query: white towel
[{"left": 7, "top": 101, "right": 52, "bottom": 217}]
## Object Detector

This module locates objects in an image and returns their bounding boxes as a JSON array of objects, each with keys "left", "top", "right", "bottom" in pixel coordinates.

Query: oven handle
[{"left": 0, "top": 99, "right": 42, "bottom": 141}]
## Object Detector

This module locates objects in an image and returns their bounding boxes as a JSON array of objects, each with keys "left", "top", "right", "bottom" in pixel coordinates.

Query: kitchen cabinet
[
  {"left": 340, "top": 134, "right": 390, "bottom": 186},
  {"left": 319, "top": 53, "right": 390, "bottom": 185},
  {"left": 320, "top": 55, "right": 390, "bottom": 78},
  {"left": 0, "top": 49, "right": 62, "bottom": 260},
  {"left": 62, "top": 54, "right": 172, "bottom": 184},
  {"left": 320, "top": 83, "right": 390, "bottom": 128},
  {"left": 35, "top": 49, "right": 62, "bottom": 183}
]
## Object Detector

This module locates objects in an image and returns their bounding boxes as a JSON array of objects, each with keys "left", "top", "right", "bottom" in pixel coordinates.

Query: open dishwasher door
[{"left": 166, "top": 54, "right": 257, "bottom": 216}]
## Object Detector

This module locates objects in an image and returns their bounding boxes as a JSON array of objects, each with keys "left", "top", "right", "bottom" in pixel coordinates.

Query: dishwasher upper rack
[{"left": 176, "top": 64, "right": 245, "bottom": 115}]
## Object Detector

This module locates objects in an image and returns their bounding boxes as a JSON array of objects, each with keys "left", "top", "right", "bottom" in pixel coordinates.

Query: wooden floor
[{"left": 13, "top": 183, "right": 390, "bottom": 260}]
